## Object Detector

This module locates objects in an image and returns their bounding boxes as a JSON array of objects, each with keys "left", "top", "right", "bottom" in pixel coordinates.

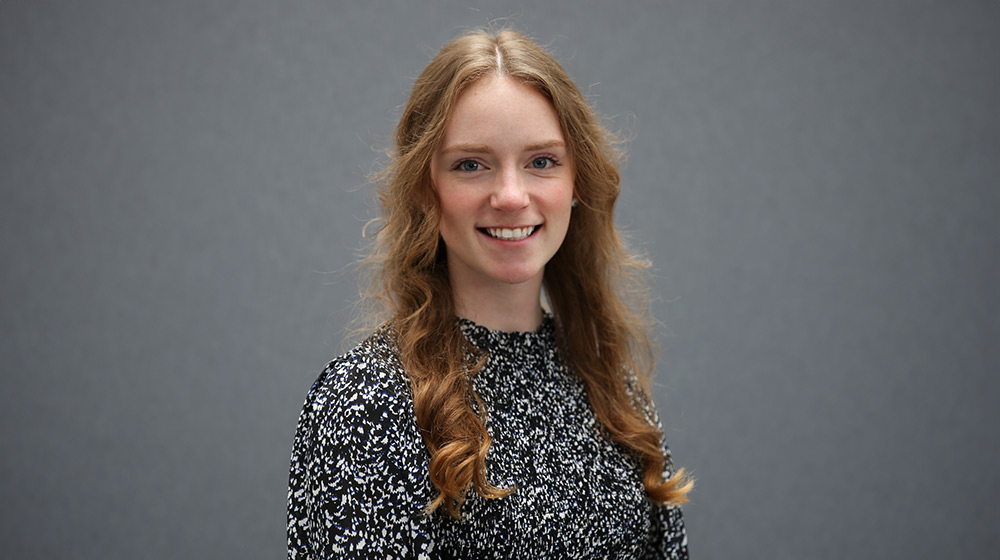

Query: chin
[{"left": 490, "top": 266, "right": 544, "bottom": 286}]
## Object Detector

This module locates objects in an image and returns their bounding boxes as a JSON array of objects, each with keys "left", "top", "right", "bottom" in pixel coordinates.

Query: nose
[{"left": 490, "top": 168, "right": 530, "bottom": 211}]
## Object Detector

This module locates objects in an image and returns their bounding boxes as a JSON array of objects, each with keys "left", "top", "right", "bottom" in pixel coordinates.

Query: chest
[{"left": 431, "top": 357, "right": 652, "bottom": 559}]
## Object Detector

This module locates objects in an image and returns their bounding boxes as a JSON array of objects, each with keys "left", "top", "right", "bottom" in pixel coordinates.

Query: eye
[
  {"left": 456, "top": 160, "right": 481, "bottom": 172},
  {"left": 530, "top": 156, "right": 557, "bottom": 169}
]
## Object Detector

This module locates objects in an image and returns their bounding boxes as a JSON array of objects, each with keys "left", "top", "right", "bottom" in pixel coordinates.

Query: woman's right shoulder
[
  {"left": 319, "top": 325, "right": 404, "bottom": 385},
  {"left": 289, "top": 326, "right": 434, "bottom": 539},
  {"left": 300, "top": 325, "right": 414, "bottom": 436}
]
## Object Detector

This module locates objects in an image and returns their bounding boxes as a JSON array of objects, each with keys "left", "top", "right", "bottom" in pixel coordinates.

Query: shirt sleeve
[
  {"left": 633, "top": 378, "right": 690, "bottom": 559},
  {"left": 287, "top": 359, "right": 436, "bottom": 560},
  {"left": 645, "top": 496, "right": 689, "bottom": 559}
]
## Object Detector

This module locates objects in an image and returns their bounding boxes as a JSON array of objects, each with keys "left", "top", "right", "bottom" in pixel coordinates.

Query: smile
[{"left": 481, "top": 226, "right": 537, "bottom": 241}]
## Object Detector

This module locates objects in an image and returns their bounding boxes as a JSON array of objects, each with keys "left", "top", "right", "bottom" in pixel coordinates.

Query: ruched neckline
[{"left": 456, "top": 311, "right": 556, "bottom": 353}]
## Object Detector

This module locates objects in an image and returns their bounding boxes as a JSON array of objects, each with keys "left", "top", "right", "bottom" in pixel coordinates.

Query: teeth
[{"left": 486, "top": 226, "right": 535, "bottom": 241}]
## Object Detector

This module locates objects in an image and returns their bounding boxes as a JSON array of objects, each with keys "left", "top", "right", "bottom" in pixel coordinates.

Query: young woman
[{"left": 287, "top": 28, "right": 692, "bottom": 559}]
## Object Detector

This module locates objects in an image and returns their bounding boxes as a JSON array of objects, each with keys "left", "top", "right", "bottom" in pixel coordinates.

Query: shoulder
[
  {"left": 300, "top": 326, "right": 417, "bottom": 449},
  {"left": 318, "top": 326, "right": 407, "bottom": 400},
  {"left": 288, "top": 327, "right": 434, "bottom": 556}
]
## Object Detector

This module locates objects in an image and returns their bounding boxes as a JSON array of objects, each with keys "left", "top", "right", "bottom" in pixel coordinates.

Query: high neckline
[{"left": 457, "top": 311, "right": 555, "bottom": 352}]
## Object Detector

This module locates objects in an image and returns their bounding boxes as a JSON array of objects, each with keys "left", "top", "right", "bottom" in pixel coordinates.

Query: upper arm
[
  {"left": 287, "top": 361, "right": 434, "bottom": 559},
  {"left": 645, "top": 504, "right": 689, "bottom": 560},
  {"left": 626, "top": 372, "right": 690, "bottom": 559}
]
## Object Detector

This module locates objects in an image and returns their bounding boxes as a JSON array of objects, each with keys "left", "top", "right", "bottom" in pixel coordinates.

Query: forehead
[{"left": 439, "top": 75, "right": 565, "bottom": 149}]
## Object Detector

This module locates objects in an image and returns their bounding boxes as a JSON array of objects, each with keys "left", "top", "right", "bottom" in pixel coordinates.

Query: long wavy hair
[{"left": 360, "top": 28, "right": 692, "bottom": 518}]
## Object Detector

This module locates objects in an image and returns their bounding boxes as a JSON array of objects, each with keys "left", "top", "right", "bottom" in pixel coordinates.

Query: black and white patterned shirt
[{"left": 287, "top": 315, "right": 688, "bottom": 559}]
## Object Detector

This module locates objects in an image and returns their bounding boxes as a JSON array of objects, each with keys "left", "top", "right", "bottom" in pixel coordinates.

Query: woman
[{"left": 287, "top": 28, "right": 692, "bottom": 559}]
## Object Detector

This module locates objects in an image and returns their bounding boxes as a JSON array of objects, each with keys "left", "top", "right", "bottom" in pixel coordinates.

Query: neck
[{"left": 450, "top": 274, "right": 544, "bottom": 333}]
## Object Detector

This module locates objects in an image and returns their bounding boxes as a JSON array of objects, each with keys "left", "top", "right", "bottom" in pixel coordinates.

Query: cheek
[
  {"left": 436, "top": 188, "right": 478, "bottom": 238},
  {"left": 553, "top": 187, "right": 576, "bottom": 240},
  {"left": 439, "top": 183, "right": 482, "bottom": 212},
  {"left": 552, "top": 185, "right": 576, "bottom": 220}
]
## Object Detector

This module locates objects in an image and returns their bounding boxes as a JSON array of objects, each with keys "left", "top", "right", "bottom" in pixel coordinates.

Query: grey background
[{"left": 2, "top": 1, "right": 997, "bottom": 558}]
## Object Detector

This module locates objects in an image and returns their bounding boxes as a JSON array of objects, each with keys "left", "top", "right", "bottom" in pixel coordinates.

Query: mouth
[{"left": 479, "top": 225, "right": 539, "bottom": 241}]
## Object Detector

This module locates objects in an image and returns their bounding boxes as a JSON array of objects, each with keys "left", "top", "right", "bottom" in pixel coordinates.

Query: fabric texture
[{"left": 287, "top": 314, "right": 688, "bottom": 559}]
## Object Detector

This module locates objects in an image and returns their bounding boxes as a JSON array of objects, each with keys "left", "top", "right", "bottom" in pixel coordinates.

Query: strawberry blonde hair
[{"left": 360, "top": 28, "right": 692, "bottom": 518}]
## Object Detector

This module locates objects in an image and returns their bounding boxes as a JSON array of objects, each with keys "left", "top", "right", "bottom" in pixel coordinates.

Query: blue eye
[
  {"left": 458, "top": 160, "right": 480, "bottom": 172},
  {"left": 531, "top": 157, "right": 554, "bottom": 169}
]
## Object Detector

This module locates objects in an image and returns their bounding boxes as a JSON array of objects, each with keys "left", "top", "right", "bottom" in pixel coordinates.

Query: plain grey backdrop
[{"left": 2, "top": 1, "right": 998, "bottom": 558}]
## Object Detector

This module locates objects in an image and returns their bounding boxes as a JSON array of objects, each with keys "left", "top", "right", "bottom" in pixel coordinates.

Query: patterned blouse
[{"left": 287, "top": 315, "right": 689, "bottom": 559}]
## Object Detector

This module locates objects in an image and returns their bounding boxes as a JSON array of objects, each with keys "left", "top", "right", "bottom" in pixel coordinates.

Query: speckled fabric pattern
[{"left": 287, "top": 315, "right": 688, "bottom": 559}]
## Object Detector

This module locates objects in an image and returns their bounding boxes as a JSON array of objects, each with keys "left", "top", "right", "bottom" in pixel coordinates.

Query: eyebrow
[{"left": 439, "top": 140, "right": 566, "bottom": 155}]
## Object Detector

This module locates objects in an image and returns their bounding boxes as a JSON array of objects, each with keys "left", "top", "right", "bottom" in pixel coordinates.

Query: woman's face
[{"left": 430, "top": 75, "right": 575, "bottom": 295}]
